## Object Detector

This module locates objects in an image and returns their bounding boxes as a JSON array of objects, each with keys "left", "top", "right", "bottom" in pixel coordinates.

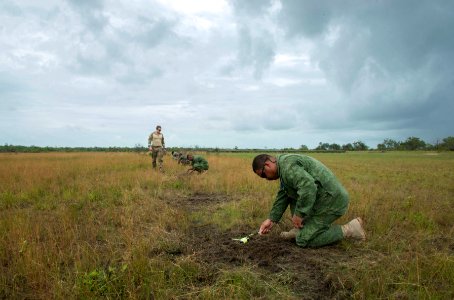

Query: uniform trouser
[
  {"left": 151, "top": 146, "right": 163, "bottom": 169},
  {"left": 295, "top": 213, "right": 344, "bottom": 247}
]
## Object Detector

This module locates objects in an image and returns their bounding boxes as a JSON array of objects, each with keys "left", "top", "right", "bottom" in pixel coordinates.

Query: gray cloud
[
  {"left": 229, "top": 0, "right": 454, "bottom": 141},
  {"left": 227, "top": 0, "right": 277, "bottom": 79},
  {"left": 0, "top": 1, "right": 23, "bottom": 16},
  {"left": 66, "top": 0, "right": 108, "bottom": 32},
  {"left": 263, "top": 108, "right": 297, "bottom": 130},
  {"left": 230, "top": 0, "right": 273, "bottom": 17},
  {"left": 278, "top": 0, "right": 337, "bottom": 38},
  {"left": 135, "top": 17, "right": 177, "bottom": 48},
  {"left": 1, "top": 0, "right": 453, "bottom": 149},
  {"left": 236, "top": 25, "right": 276, "bottom": 79}
]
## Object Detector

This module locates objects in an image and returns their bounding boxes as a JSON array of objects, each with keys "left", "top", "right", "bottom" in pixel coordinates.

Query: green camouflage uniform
[
  {"left": 191, "top": 155, "right": 209, "bottom": 173},
  {"left": 178, "top": 154, "right": 190, "bottom": 165},
  {"left": 269, "top": 154, "right": 349, "bottom": 247}
]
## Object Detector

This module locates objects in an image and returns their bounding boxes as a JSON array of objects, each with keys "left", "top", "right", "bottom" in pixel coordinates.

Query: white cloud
[
  {"left": 0, "top": 0, "right": 453, "bottom": 149},
  {"left": 157, "top": 0, "right": 229, "bottom": 15},
  {"left": 273, "top": 53, "right": 310, "bottom": 67}
]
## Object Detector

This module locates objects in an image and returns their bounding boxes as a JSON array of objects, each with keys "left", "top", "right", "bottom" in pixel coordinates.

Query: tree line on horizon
[
  {"left": 1, "top": 136, "right": 453, "bottom": 153},
  {"left": 304, "top": 136, "right": 453, "bottom": 152}
]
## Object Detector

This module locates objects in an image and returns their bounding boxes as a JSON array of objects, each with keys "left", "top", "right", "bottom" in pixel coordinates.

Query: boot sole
[{"left": 355, "top": 217, "right": 366, "bottom": 241}]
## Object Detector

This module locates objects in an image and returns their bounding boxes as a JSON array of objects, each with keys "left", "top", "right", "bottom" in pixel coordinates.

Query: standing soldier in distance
[{"left": 148, "top": 125, "right": 165, "bottom": 171}]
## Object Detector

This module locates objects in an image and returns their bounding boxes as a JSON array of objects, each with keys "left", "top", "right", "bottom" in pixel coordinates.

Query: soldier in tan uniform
[{"left": 148, "top": 125, "right": 165, "bottom": 171}]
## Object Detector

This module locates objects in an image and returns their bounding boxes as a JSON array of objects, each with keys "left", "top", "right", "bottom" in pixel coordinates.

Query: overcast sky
[{"left": 1, "top": 0, "right": 453, "bottom": 149}]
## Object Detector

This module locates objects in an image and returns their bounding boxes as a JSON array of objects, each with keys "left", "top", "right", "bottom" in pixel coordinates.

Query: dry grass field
[{"left": 1, "top": 151, "right": 453, "bottom": 299}]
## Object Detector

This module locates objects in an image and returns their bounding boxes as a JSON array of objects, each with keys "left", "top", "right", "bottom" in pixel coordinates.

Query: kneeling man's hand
[
  {"left": 259, "top": 219, "right": 274, "bottom": 235},
  {"left": 292, "top": 215, "right": 304, "bottom": 229}
]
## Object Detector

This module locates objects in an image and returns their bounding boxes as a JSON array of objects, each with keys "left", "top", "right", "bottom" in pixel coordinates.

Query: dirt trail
[{"left": 173, "top": 192, "right": 356, "bottom": 299}]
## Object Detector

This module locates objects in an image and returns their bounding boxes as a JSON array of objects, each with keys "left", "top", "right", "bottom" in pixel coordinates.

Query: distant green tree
[
  {"left": 425, "top": 143, "right": 434, "bottom": 150},
  {"left": 401, "top": 137, "right": 426, "bottom": 150},
  {"left": 377, "top": 138, "right": 400, "bottom": 150},
  {"left": 342, "top": 143, "right": 354, "bottom": 151},
  {"left": 328, "top": 143, "right": 341, "bottom": 150},
  {"left": 352, "top": 141, "right": 369, "bottom": 151},
  {"left": 441, "top": 136, "right": 454, "bottom": 150},
  {"left": 134, "top": 143, "right": 144, "bottom": 153},
  {"left": 315, "top": 142, "right": 329, "bottom": 150},
  {"left": 383, "top": 138, "right": 400, "bottom": 150},
  {"left": 431, "top": 139, "right": 442, "bottom": 150},
  {"left": 299, "top": 145, "right": 309, "bottom": 150}
]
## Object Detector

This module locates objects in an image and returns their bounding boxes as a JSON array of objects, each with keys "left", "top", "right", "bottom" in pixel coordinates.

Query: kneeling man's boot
[
  {"left": 280, "top": 228, "right": 299, "bottom": 240},
  {"left": 341, "top": 217, "right": 366, "bottom": 241}
]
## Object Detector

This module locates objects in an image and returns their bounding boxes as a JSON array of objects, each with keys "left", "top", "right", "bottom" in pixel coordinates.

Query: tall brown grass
[{"left": 0, "top": 151, "right": 453, "bottom": 298}]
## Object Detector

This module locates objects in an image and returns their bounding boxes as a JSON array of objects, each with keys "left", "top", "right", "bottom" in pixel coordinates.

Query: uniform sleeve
[
  {"left": 287, "top": 166, "right": 317, "bottom": 217},
  {"left": 162, "top": 134, "right": 165, "bottom": 147},
  {"left": 148, "top": 134, "right": 152, "bottom": 146},
  {"left": 269, "top": 188, "right": 290, "bottom": 222}
]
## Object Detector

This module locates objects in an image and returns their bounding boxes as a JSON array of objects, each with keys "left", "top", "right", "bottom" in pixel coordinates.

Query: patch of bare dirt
[
  {"left": 163, "top": 191, "right": 231, "bottom": 212},
  {"left": 185, "top": 224, "right": 357, "bottom": 298},
  {"left": 176, "top": 192, "right": 356, "bottom": 299},
  {"left": 182, "top": 191, "right": 230, "bottom": 209}
]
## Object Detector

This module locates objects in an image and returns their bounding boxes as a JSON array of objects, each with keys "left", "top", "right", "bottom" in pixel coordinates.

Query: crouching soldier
[
  {"left": 178, "top": 154, "right": 191, "bottom": 165},
  {"left": 252, "top": 153, "right": 366, "bottom": 248},
  {"left": 171, "top": 151, "right": 181, "bottom": 160},
  {"left": 187, "top": 154, "right": 209, "bottom": 174}
]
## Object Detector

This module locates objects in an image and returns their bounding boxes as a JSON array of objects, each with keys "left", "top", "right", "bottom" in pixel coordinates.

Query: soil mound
[{"left": 179, "top": 193, "right": 354, "bottom": 298}]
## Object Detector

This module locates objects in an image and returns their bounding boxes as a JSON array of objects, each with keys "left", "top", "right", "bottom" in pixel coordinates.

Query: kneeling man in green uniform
[
  {"left": 187, "top": 154, "right": 209, "bottom": 174},
  {"left": 252, "top": 154, "right": 365, "bottom": 247}
]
